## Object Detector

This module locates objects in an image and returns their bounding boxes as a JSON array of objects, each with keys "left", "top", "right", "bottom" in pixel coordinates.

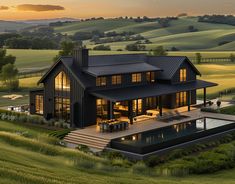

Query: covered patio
[{"left": 90, "top": 79, "right": 217, "bottom": 124}]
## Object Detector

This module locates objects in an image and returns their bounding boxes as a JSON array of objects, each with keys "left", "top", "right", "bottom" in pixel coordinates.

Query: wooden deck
[{"left": 64, "top": 101, "right": 235, "bottom": 150}]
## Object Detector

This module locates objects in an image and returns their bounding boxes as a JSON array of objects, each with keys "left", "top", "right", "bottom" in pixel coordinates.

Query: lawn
[{"left": 1, "top": 120, "right": 235, "bottom": 184}]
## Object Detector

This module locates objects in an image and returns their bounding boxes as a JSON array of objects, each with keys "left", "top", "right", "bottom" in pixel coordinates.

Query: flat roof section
[{"left": 90, "top": 80, "right": 217, "bottom": 102}]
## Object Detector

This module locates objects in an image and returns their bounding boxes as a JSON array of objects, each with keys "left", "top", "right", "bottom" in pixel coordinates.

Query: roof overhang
[{"left": 90, "top": 80, "right": 218, "bottom": 102}]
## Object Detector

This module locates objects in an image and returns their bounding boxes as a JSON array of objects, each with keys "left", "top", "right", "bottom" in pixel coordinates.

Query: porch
[{"left": 64, "top": 101, "right": 234, "bottom": 150}]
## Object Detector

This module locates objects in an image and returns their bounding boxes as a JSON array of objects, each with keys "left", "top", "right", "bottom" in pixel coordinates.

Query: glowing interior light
[
  {"left": 132, "top": 136, "right": 136, "bottom": 141},
  {"left": 121, "top": 137, "right": 125, "bottom": 141}
]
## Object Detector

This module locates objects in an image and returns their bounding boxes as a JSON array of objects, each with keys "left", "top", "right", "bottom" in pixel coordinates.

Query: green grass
[
  {"left": 54, "top": 19, "right": 138, "bottom": 35},
  {"left": 53, "top": 17, "right": 235, "bottom": 51},
  {"left": 220, "top": 105, "right": 235, "bottom": 115},
  {"left": 1, "top": 120, "right": 235, "bottom": 183}
]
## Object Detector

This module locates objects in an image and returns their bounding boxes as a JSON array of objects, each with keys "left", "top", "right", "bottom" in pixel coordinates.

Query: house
[{"left": 29, "top": 48, "right": 217, "bottom": 128}]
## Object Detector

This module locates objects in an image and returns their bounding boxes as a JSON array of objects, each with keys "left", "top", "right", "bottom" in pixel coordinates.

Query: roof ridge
[{"left": 88, "top": 61, "right": 147, "bottom": 67}]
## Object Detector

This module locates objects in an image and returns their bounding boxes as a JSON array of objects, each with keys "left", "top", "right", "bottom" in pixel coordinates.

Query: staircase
[{"left": 64, "top": 130, "right": 111, "bottom": 151}]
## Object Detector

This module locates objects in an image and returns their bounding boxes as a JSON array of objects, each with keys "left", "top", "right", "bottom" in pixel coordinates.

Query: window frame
[
  {"left": 112, "top": 75, "right": 122, "bottom": 85},
  {"left": 96, "top": 77, "right": 107, "bottom": 86},
  {"left": 132, "top": 73, "right": 142, "bottom": 83},
  {"left": 180, "top": 68, "right": 187, "bottom": 82}
]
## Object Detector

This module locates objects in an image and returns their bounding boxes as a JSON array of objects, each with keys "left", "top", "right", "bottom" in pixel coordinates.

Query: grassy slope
[
  {"left": 54, "top": 17, "right": 235, "bottom": 51},
  {"left": 1, "top": 120, "right": 235, "bottom": 184},
  {"left": 54, "top": 19, "right": 138, "bottom": 35},
  {"left": 0, "top": 21, "right": 30, "bottom": 32}
]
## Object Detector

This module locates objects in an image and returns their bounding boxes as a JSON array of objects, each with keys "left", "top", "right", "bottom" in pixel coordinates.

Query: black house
[{"left": 30, "top": 49, "right": 217, "bottom": 128}]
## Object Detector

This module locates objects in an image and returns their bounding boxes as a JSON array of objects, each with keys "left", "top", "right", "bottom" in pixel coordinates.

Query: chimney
[{"left": 73, "top": 48, "right": 89, "bottom": 68}]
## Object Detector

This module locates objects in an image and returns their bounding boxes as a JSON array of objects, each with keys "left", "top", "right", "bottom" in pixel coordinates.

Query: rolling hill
[
  {"left": 53, "top": 17, "right": 235, "bottom": 51},
  {"left": 0, "top": 20, "right": 30, "bottom": 32}
]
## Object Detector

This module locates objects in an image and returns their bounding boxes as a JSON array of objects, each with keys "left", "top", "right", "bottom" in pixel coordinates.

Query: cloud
[
  {"left": 0, "top": 6, "right": 9, "bottom": 10},
  {"left": 17, "top": 4, "right": 65, "bottom": 12}
]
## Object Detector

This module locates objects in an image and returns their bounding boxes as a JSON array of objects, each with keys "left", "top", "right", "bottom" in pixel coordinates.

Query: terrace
[{"left": 64, "top": 100, "right": 234, "bottom": 151}]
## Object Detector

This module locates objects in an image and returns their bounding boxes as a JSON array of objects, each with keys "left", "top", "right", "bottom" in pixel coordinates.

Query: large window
[
  {"left": 146, "top": 72, "right": 155, "bottom": 83},
  {"left": 180, "top": 69, "right": 187, "bottom": 82},
  {"left": 96, "top": 99, "right": 108, "bottom": 119},
  {"left": 55, "top": 97, "right": 70, "bottom": 122},
  {"left": 96, "top": 77, "right": 106, "bottom": 86},
  {"left": 132, "top": 73, "right": 142, "bottom": 83},
  {"left": 133, "top": 99, "right": 142, "bottom": 115},
  {"left": 35, "top": 95, "right": 43, "bottom": 114},
  {"left": 176, "top": 92, "right": 187, "bottom": 107},
  {"left": 55, "top": 71, "right": 70, "bottom": 91},
  {"left": 112, "top": 75, "right": 122, "bottom": 85}
]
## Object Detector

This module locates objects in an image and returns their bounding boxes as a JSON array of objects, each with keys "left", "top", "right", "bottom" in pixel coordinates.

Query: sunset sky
[{"left": 0, "top": 0, "right": 234, "bottom": 20}]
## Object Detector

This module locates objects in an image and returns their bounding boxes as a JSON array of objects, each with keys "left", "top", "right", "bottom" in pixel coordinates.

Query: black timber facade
[{"left": 30, "top": 49, "right": 217, "bottom": 128}]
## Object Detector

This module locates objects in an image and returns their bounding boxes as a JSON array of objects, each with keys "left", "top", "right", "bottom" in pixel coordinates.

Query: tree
[
  {"left": 0, "top": 49, "right": 16, "bottom": 71},
  {"left": 54, "top": 41, "right": 82, "bottom": 61},
  {"left": 230, "top": 54, "right": 235, "bottom": 62},
  {"left": 196, "top": 53, "right": 202, "bottom": 64},
  {"left": 126, "top": 43, "right": 146, "bottom": 51},
  {"left": 0, "top": 63, "right": 19, "bottom": 91},
  {"left": 93, "top": 45, "right": 111, "bottom": 51},
  {"left": 149, "top": 46, "right": 168, "bottom": 56}
]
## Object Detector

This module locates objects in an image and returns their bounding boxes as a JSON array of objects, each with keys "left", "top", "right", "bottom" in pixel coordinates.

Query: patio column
[
  {"left": 128, "top": 100, "right": 133, "bottom": 124},
  {"left": 159, "top": 96, "right": 163, "bottom": 116},
  {"left": 187, "top": 91, "right": 191, "bottom": 111},
  {"left": 108, "top": 101, "right": 114, "bottom": 119},
  {"left": 203, "top": 88, "right": 207, "bottom": 107}
]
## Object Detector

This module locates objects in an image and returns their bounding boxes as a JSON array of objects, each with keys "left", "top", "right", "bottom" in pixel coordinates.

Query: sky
[{"left": 0, "top": 0, "right": 235, "bottom": 20}]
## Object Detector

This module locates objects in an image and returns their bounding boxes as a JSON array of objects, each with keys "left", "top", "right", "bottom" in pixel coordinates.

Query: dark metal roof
[
  {"left": 83, "top": 62, "right": 162, "bottom": 77},
  {"left": 147, "top": 56, "right": 201, "bottom": 80},
  {"left": 38, "top": 57, "right": 94, "bottom": 89},
  {"left": 90, "top": 80, "right": 217, "bottom": 102},
  {"left": 88, "top": 54, "right": 147, "bottom": 66}
]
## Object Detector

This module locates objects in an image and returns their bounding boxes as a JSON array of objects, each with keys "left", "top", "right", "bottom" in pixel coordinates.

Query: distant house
[{"left": 30, "top": 49, "right": 217, "bottom": 128}]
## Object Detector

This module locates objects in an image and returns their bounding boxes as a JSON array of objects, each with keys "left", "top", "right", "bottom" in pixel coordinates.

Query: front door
[{"left": 176, "top": 92, "right": 187, "bottom": 107}]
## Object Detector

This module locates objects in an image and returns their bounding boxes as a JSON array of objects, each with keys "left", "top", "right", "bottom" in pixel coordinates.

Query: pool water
[{"left": 111, "top": 118, "right": 235, "bottom": 154}]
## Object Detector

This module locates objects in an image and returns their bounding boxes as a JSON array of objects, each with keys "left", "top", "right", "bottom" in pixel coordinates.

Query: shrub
[
  {"left": 74, "top": 159, "right": 96, "bottom": 170},
  {"left": 111, "top": 158, "right": 132, "bottom": 168},
  {"left": 104, "top": 150, "right": 125, "bottom": 160},
  {"left": 132, "top": 162, "right": 150, "bottom": 175}
]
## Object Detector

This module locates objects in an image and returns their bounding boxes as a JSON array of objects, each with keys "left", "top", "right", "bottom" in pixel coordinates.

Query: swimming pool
[{"left": 111, "top": 118, "right": 235, "bottom": 154}]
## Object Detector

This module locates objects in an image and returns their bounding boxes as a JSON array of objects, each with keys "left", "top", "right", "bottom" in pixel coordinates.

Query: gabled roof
[
  {"left": 147, "top": 56, "right": 201, "bottom": 80},
  {"left": 38, "top": 57, "right": 93, "bottom": 89}
]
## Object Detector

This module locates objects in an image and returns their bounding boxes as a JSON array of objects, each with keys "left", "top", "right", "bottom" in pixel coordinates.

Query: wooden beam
[
  {"left": 128, "top": 100, "right": 133, "bottom": 124},
  {"left": 187, "top": 91, "right": 191, "bottom": 111},
  {"left": 159, "top": 96, "right": 163, "bottom": 116},
  {"left": 204, "top": 88, "right": 206, "bottom": 107}
]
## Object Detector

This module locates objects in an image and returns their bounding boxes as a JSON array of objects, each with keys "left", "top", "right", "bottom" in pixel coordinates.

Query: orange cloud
[
  {"left": 17, "top": 4, "right": 65, "bottom": 12},
  {"left": 0, "top": 6, "right": 9, "bottom": 10}
]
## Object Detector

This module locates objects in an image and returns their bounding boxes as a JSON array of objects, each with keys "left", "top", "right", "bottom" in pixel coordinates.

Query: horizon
[{"left": 0, "top": 0, "right": 235, "bottom": 20}]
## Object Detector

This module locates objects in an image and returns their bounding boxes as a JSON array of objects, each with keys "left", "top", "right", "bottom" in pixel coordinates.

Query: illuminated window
[
  {"left": 35, "top": 95, "right": 43, "bottom": 114},
  {"left": 146, "top": 72, "right": 155, "bottom": 83},
  {"left": 132, "top": 73, "right": 142, "bottom": 83},
  {"left": 176, "top": 92, "right": 187, "bottom": 107},
  {"left": 112, "top": 75, "right": 122, "bottom": 85},
  {"left": 180, "top": 69, "right": 187, "bottom": 82},
  {"left": 55, "top": 97, "right": 70, "bottom": 122},
  {"left": 55, "top": 71, "right": 70, "bottom": 91},
  {"left": 96, "top": 99, "right": 108, "bottom": 119},
  {"left": 96, "top": 77, "right": 106, "bottom": 86}
]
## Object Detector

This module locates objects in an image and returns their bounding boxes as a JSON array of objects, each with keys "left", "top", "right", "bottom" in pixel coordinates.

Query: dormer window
[
  {"left": 132, "top": 73, "right": 142, "bottom": 83},
  {"left": 96, "top": 77, "right": 106, "bottom": 86},
  {"left": 180, "top": 69, "right": 187, "bottom": 82},
  {"left": 112, "top": 75, "right": 122, "bottom": 85},
  {"left": 146, "top": 72, "right": 155, "bottom": 83}
]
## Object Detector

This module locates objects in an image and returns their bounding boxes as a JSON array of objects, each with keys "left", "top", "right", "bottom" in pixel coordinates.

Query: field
[
  {"left": 1, "top": 120, "right": 235, "bottom": 184},
  {"left": 53, "top": 17, "right": 235, "bottom": 51}
]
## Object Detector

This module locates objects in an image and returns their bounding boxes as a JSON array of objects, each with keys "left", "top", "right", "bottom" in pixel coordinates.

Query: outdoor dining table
[{"left": 99, "top": 120, "right": 129, "bottom": 132}]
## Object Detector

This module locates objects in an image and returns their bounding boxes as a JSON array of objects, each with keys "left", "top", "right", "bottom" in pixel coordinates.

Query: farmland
[
  {"left": 53, "top": 17, "right": 235, "bottom": 51},
  {"left": 1, "top": 120, "right": 235, "bottom": 184}
]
